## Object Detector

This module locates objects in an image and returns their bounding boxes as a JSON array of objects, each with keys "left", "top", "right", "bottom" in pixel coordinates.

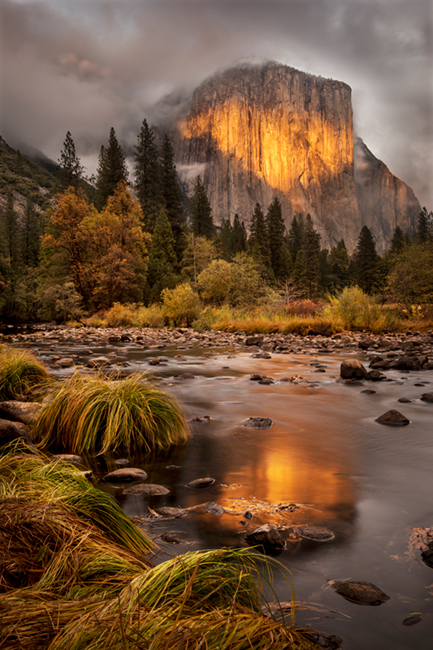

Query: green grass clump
[
  {"left": 32, "top": 372, "right": 189, "bottom": 455},
  {"left": 0, "top": 347, "right": 51, "bottom": 400},
  {"left": 0, "top": 442, "right": 154, "bottom": 557}
]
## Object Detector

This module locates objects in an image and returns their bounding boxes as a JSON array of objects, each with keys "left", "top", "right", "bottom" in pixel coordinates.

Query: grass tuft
[
  {"left": 32, "top": 372, "right": 190, "bottom": 455},
  {"left": 0, "top": 347, "right": 51, "bottom": 400}
]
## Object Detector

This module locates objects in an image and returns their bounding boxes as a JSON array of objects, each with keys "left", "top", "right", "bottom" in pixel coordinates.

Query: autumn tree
[
  {"left": 134, "top": 119, "right": 163, "bottom": 233},
  {"left": 160, "top": 134, "right": 185, "bottom": 261},
  {"left": 95, "top": 128, "right": 128, "bottom": 210},
  {"left": 181, "top": 234, "right": 218, "bottom": 283},
  {"left": 190, "top": 175, "right": 214, "bottom": 239}
]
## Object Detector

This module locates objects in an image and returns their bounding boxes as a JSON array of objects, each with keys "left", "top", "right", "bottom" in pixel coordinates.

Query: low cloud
[{"left": 0, "top": 0, "right": 431, "bottom": 206}]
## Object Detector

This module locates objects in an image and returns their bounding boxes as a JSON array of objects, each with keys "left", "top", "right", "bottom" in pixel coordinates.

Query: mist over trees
[{"left": 0, "top": 124, "right": 432, "bottom": 324}]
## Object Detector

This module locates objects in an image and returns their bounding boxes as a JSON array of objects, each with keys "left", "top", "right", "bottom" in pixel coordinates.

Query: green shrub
[
  {"left": 0, "top": 347, "right": 51, "bottom": 400},
  {"left": 161, "top": 283, "right": 202, "bottom": 326},
  {"left": 32, "top": 372, "right": 190, "bottom": 455}
]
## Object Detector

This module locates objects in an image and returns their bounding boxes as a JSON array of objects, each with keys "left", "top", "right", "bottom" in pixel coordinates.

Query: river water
[{"left": 34, "top": 337, "right": 433, "bottom": 649}]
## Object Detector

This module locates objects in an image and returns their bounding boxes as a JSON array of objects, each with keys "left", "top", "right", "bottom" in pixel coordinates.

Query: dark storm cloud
[{"left": 0, "top": 0, "right": 431, "bottom": 205}]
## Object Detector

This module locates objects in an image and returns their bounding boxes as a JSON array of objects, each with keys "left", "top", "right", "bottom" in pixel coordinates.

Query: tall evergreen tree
[
  {"left": 146, "top": 208, "right": 178, "bottom": 303},
  {"left": 190, "top": 175, "right": 214, "bottom": 238},
  {"left": 134, "top": 119, "right": 163, "bottom": 233},
  {"left": 355, "top": 225, "right": 378, "bottom": 293},
  {"left": 58, "top": 131, "right": 84, "bottom": 191},
  {"left": 160, "top": 134, "right": 186, "bottom": 261},
  {"left": 219, "top": 217, "right": 233, "bottom": 260},
  {"left": 266, "top": 197, "right": 290, "bottom": 280},
  {"left": 389, "top": 225, "right": 406, "bottom": 257},
  {"left": 302, "top": 214, "right": 321, "bottom": 298},
  {"left": 231, "top": 214, "right": 247, "bottom": 255},
  {"left": 287, "top": 214, "right": 305, "bottom": 263},
  {"left": 95, "top": 128, "right": 128, "bottom": 210},
  {"left": 248, "top": 203, "right": 271, "bottom": 271},
  {"left": 21, "top": 197, "right": 41, "bottom": 268},
  {"left": 417, "top": 207, "right": 433, "bottom": 243},
  {"left": 328, "top": 239, "right": 350, "bottom": 291},
  {"left": 3, "top": 190, "right": 19, "bottom": 266}
]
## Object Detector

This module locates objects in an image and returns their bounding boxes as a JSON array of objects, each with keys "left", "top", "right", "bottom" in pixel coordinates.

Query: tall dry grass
[
  {"left": 32, "top": 372, "right": 189, "bottom": 455},
  {"left": 0, "top": 346, "right": 51, "bottom": 400}
]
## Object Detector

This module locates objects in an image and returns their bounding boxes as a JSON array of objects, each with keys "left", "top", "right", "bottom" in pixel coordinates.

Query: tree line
[{"left": 0, "top": 122, "right": 432, "bottom": 322}]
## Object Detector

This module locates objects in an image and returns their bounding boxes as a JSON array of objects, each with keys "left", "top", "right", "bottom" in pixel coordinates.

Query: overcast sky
[{"left": 0, "top": 0, "right": 432, "bottom": 207}]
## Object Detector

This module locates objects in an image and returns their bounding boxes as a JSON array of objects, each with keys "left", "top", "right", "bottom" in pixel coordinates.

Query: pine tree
[
  {"left": 389, "top": 225, "right": 406, "bottom": 256},
  {"left": 58, "top": 131, "right": 84, "bottom": 191},
  {"left": 4, "top": 190, "right": 19, "bottom": 266},
  {"left": 248, "top": 203, "right": 271, "bottom": 270},
  {"left": 266, "top": 197, "right": 290, "bottom": 280},
  {"left": 134, "top": 119, "right": 163, "bottom": 233},
  {"left": 328, "top": 239, "right": 350, "bottom": 291},
  {"left": 355, "top": 225, "right": 378, "bottom": 294},
  {"left": 95, "top": 128, "right": 128, "bottom": 210},
  {"left": 190, "top": 175, "right": 214, "bottom": 239},
  {"left": 287, "top": 214, "right": 305, "bottom": 263},
  {"left": 146, "top": 208, "right": 178, "bottom": 303},
  {"left": 417, "top": 207, "right": 433, "bottom": 243},
  {"left": 21, "top": 197, "right": 41, "bottom": 267},
  {"left": 302, "top": 214, "right": 321, "bottom": 298},
  {"left": 231, "top": 214, "right": 247, "bottom": 255},
  {"left": 219, "top": 217, "right": 232, "bottom": 260},
  {"left": 160, "top": 134, "right": 186, "bottom": 261}
]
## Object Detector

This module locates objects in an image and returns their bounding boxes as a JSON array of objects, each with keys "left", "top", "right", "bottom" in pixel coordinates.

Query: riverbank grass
[
  {"left": 0, "top": 346, "right": 50, "bottom": 400},
  {"left": 32, "top": 372, "right": 190, "bottom": 455}
]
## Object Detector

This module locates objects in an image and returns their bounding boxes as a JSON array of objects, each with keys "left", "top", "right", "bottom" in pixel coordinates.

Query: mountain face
[{"left": 173, "top": 62, "right": 420, "bottom": 254}]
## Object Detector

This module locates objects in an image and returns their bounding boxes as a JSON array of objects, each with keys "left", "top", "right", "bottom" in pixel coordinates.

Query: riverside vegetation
[
  {"left": 0, "top": 351, "right": 329, "bottom": 650},
  {"left": 1, "top": 127, "right": 433, "bottom": 329}
]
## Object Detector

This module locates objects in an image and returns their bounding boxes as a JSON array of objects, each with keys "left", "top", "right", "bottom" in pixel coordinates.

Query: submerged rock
[
  {"left": 104, "top": 467, "right": 148, "bottom": 482},
  {"left": 420, "top": 393, "right": 433, "bottom": 403},
  {"left": 204, "top": 501, "right": 225, "bottom": 515},
  {"left": 375, "top": 410, "right": 410, "bottom": 426},
  {"left": 54, "top": 454, "right": 84, "bottom": 465},
  {"left": 245, "top": 524, "right": 286, "bottom": 553},
  {"left": 329, "top": 580, "right": 390, "bottom": 605},
  {"left": 243, "top": 417, "right": 273, "bottom": 429},
  {"left": 123, "top": 483, "right": 170, "bottom": 496},
  {"left": 340, "top": 359, "right": 367, "bottom": 380},
  {"left": 402, "top": 615, "right": 422, "bottom": 626},
  {"left": 186, "top": 477, "right": 215, "bottom": 489},
  {"left": 296, "top": 526, "right": 335, "bottom": 541},
  {"left": 156, "top": 506, "right": 186, "bottom": 517}
]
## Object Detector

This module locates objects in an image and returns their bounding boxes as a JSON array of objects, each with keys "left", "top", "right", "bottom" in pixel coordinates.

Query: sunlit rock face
[{"left": 174, "top": 61, "right": 420, "bottom": 254}]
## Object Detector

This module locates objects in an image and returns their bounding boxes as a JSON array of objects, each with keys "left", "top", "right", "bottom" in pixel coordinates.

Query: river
[{"left": 31, "top": 334, "right": 433, "bottom": 649}]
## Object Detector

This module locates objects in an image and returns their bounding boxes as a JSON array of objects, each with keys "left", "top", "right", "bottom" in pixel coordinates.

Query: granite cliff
[{"left": 173, "top": 61, "right": 420, "bottom": 254}]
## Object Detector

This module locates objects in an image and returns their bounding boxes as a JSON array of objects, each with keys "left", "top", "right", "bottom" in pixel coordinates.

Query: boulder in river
[
  {"left": 245, "top": 524, "right": 286, "bottom": 553},
  {"left": 204, "top": 501, "right": 225, "bottom": 515},
  {"left": 244, "top": 417, "right": 273, "bottom": 429},
  {"left": 328, "top": 580, "right": 390, "bottom": 606},
  {"left": 0, "top": 418, "right": 31, "bottom": 444},
  {"left": 0, "top": 400, "right": 41, "bottom": 424},
  {"left": 104, "top": 467, "right": 148, "bottom": 482},
  {"left": 245, "top": 335, "right": 264, "bottom": 347},
  {"left": 123, "top": 483, "right": 169, "bottom": 496},
  {"left": 340, "top": 359, "right": 367, "bottom": 380},
  {"left": 296, "top": 526, "right": 335, "bottom": 541},
  {"left": 420, "top": 393, "right": 433, "bottom": 403},
  {"left": 375, "top": 410, "right": 410, "bottom": 426},
  {"left": 186, "top": 477, "right": 215, "bottom": 489},
  {"left": 365, "top": 370, "right": 387, "bottom": 382}
]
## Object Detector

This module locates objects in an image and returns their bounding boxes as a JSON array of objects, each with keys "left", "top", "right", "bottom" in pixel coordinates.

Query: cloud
[{"left": 0, "top": 0, "right": 431, "bottom": 206}]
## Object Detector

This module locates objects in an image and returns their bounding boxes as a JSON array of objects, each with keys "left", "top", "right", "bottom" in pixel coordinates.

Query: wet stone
[
  {"left": 186, "top": 477, "right": 215, "bottom": 489},
  {"left": 87, "top": 356, "right": 111, "bottom": 368},
  {"left": 296, "top": 526, "right": 335, "bottom": 541},
  {"left": 340, "top": 359, "right": 367, "bottom": 380},
  {"left": 250, "top": 374, "right": 266, "bottom": 381},
  {"left": 156, "top": 507, "right": 186, "bottom": 517},
  {"left": 375, "top": 410, "right": 410, "bottom": 426},
  {"left": 421, "top": 541, "right": 433, "bottom": 568},
  {"left": 177, "top": 373, "right": 195, "bottom": 380},
  {"left": 420, "top": 393, "right": 433, "bottom": 403},
  {"left": 398, "top": 397, "right": 412, "bottom": 403},
  {"left": 329, "top": 580, "right": 390, "bottom": 606},
  {"left": 104, "top": 467, "right": 148, "bottom": 482},
  {"left": 54, "top": 454, "right": 84, "bottom": 465},
  {"left": 258, "top": 377, "right": 274, "bottom": 385},
  {"left": 0, "top": 400, "right": 41, "bottom": 424},
  {"left": 245, "top": 524, "right": 286, "bottom": 554},
  {"left": 54, "top": 357, "right": 75, "bottom": 368},
  {"left": 402, "top": 615, "right": 422, "bottom": 626},
  {"left": 0, "top": 418, "right": 31, "bottom": 444},
  {"left": 123, "top": 483, "right": 170, "bottom": 496},
  {"left": 114, "top": 458, "right": 129, "bottom": 466},
  {"left": 251, "top": 352, "right": 272, "bottom": 359},
  {"left": 160, "top": 532, "right": 188, "bottom": 544},
  {"left": 361, "top": 390, "right": 376, "bottom": 395},
  {"left": 204, "top": 501, "right": 225, "bottom": 515},
  {"left": 244, "top": 417, "right": 273, "bottom": 429}
]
